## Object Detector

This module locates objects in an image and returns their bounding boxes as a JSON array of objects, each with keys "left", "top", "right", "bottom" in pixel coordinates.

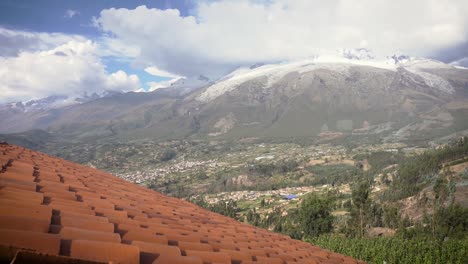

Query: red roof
[{"left": 0, "top": 143, "right": 364, "bottom": 264}]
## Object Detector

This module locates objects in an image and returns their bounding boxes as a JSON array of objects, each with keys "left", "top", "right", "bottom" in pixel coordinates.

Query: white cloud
[
  {"left": 0, "top": 39, "right": 141, "bottom": 103},
  {"left": 144, "top": 66, "right": 183, "bottom": 91},
  {"left": 95, "top": 0, "right": 468, "bottom": 77},
  {"left": 105, "top": 70, "right": 141, "bottom": 92},
  {"left": 0, "top": 27, "right": 86, "bottom": 56},
  {"left": 451, "top": 57, "right": 468, "bottom": 67},
  {"left": 147, "top": 78, "right": 182, "bottom": 92},
  {"left": 144, "top": 66, "right": 182, "bottom": 78},
  {"left": 65, "top": 9, "right": 79, "bottom": 19},
  {"left": 95, "top": 36, "right": 140, "bottom": 60}
]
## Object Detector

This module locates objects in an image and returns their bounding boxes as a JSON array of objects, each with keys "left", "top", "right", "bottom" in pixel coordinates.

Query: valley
[
  {"left": 2, "top": 2, "right": 468, "bottom": 263},
  {"left": 25, "top": 135, "right": 468, "bottom": 229},
  {"left": 15, "top": 134, "right": 465, "bottom": 263},
  {"left": 1, "top": 52, "right": 468, "bottom": 263}
]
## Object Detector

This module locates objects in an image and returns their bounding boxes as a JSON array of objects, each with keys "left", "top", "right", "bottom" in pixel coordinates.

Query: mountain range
[{"left": 1, "top": 53, "right": 468, "bottom": 144}]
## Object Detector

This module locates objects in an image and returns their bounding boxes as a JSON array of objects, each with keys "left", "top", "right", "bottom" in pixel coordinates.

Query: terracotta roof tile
[
  {"left": 122, "top": 230, "right": 168, "bottom": 245},
  {"left": 218, "top": 249, "right": 253, "bottom": 263},
  {"left": 59, "top": 215, "right": 115, "bottom": 232},
  {"left": 95, "top": 207, "right": 128, "bottom": 218},
  {"left": 49, "top": 203, "right": 95, "bottom": 215},
  {"left": 107, "top": 215, "right": 140, "bottom": 225},
  {"left": 255, "top": 255, "right": 285, "bottom": 264},
  {"left": 131, "top": 241, "right": 181, "bottom": 256},
  {"left": 178, "top": 241, "right": 214, "bottom": 252},
  {"left": 0, "top": 203, "right": 52, "bottom": 220},
  {"left": 0, "top": 229, "right": 61, "bottom": 255},
  {"left": 0, "top": 187, "right": 43, "bottom": 203},
  {"left": 184, "top": 250, "right": 231, "bottom": 264},
  {"left": 0, "top": 144, "right": 363, "bottom": 263},
  {"left": 61, "top": 211, "right": 109, "bottom": 223},
  {"left": 153, "top": 254, "right": 203, "bottom": 264},
  {"left": 70, "top": 240, "right": 140, "bottom": 264},
  {"left": 0, "top": 178, "right": 37, "bottom": 191},
  {"left": 42, "top": 188, "right": 78, "bottom": 199},
  {"left": 60, "top": 226, "right": 122, "bottom": 243},
  {"left": 0, "top": 215, "right": 50, "bottom": 233}
]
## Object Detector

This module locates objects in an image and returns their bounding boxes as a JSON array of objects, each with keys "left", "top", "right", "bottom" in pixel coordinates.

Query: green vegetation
[
  {"left": 305, "top": 164, "right": 361, "bottom": 186},
  {"left": 159, "top": 148, "right": 177, "bottom": 162},
  {"left": 348, "top": 180, "right": 372, "bottom": 237},
  {"left": 191, "top": 139, "right": 468, "bottom": 263},
  {"left": 248, "top": 159, "right": 299, "bottom": 177},
  {"left": 300, "top": 193, "right": 334, "bottom": 237},
  {"left": 308, "top": 235, "right": 468, "bottom": 264},
  {"left": 31, "top": 133, "right": 468, "bottom": 263},
  {"left": 387, "top": 137, "right": 468, "bottom": 200},
  {"left": 190, "top": 197, "right": 241, "bottom": 220},
  {"left": 398, "top": 203, "right": 468, "bottom": 241},
  {"left": 355, "top": 151, "right": 405, "bottom": 172}
]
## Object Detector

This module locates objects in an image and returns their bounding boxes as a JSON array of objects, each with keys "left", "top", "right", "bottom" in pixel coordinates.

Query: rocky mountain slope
[{"left": 1, "top": 55, "right": 468, "bottom": 143}]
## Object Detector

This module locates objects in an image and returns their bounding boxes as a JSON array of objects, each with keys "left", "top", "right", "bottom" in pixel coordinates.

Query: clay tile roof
[{"left": 0, "top": 143, "right": 365, "bottom": 264}]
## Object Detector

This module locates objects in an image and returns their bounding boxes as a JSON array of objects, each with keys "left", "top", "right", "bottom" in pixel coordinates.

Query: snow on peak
[
  {"left": 341, "top": 48, "right": 375, "bottom": 60},
  {"left": 3, "top": 91, "right": 122, "bottom": 113},
  {"left": 197, "top": 53, "right": 396, "bottom": 102},
  {"left": 197, "top": 53, "right": 456, "bottom": 102},
  {"left": 384, "top": 56, "right": 455, "bottom": 94},
  {"left": 387, "top": 55, "right": 452, "bottom": 70}
]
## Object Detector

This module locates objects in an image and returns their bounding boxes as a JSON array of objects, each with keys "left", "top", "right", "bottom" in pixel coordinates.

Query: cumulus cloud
[
  {"left": 0, "top": 27, "right": 86, "bottom": 57},
  {"left": 64, "top": 9, "right": 79, "bottom": 19},
  {"left": 0, "top": 39, "right": 141, "bottom": 103},
  {"left": 95, "top": 0, "right": 468, "bottom": 77},
  {"left": 96, "top": 36, "right": 140, "bottom": 60}
]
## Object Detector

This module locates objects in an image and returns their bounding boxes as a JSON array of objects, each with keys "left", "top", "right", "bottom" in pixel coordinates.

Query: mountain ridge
[{"left": 1, "top": 55, "right": 467, "bottom": 144}]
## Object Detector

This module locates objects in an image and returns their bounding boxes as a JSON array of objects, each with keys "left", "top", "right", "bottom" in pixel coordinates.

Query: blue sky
[
  {"left": 1, "top": 0, "right": 467, "bottom": 103},
  {"left": 0, "top": 0, "right": 196, "bottom": 92},
  {"left": 0, "top": 0, "right": 195, "bottom": 35}
]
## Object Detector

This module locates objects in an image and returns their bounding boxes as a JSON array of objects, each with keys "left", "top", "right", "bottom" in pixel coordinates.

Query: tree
[
  {"left": 433, "top": 203, "right": 468, "bottom": 240},
  {"left": 432, "top": 174, "right": 449, "bottom": 237},
  {"left": 382, "top": 204, "right": 400, "bottom": 229},
  {"left": 300, "top": 193, "right": 334, "bottom": 237},
  {"left": 190, "top": 198, "right": 241, "bottom": 220},
  {"left": 349, "top": 180, "right": 371, "bottom": 237},
  {"left": 210, "top": 199, "right": 240, "bottom": 220},
  {"left": 433, "top": 174, "right": 449, "bottom": 204},
  {"left": 196, "top": 170, "right": 208, "bottom": 180},
  {"left": 190, "top": 196, "right": 209, "bottom": 208},
  {"left": 246, "top": 208, "right": 261, "bottom": 226},
  {"left": 160, "top": 148, "right": 176, "bottom": 162}
]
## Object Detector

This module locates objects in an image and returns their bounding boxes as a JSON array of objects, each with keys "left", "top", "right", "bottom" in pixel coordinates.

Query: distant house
[{"left": 284, "top": 194, "right": 297, "bottom": 200}]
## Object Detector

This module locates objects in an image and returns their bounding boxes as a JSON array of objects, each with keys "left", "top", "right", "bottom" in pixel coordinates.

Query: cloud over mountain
[
  {"left": 95, "top": 0, "right": 468, "bottom": 77},
  {"left": 0, "top": 38, "right": 140, "bottom": 103},
  {"left": 1, "top": 0, "right": 467, "bottom": 103},
  {"left": 0, "top": 27, "right": 86, "bottom": 57}
]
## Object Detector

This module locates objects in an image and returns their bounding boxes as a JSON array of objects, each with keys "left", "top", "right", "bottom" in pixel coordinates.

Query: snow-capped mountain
[
  {"left": 197, "top": 52, "right": 460, "bottom": 102},
  {"left": 3, "top": 95, "right": 70, "bottom": 113},
  {"left": 169, "top": 75, "right": 213, "bottom": 93},
  {"left": 1, "top": 51, "right": 467, "bottom": 144},
  {"left": 1, "top": 91, "right": 122, "bottom": 113},
  {"left": 341, "top": 48, "right": 376, "bottom": 60}
]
